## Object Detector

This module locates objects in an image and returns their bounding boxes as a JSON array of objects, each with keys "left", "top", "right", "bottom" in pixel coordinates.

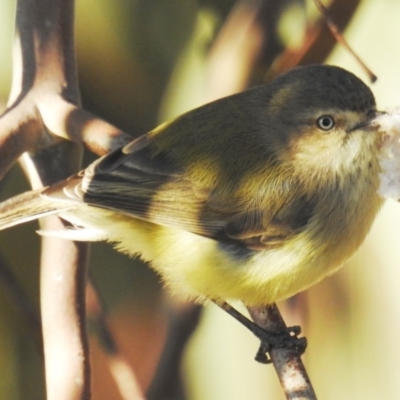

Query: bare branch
[
  {"left": 7, "top": 1, "right": 92, "bottom": 399},
  {"left": 0, "top": 100, "right": 48, "bottom": 180},
  {"left": 266, "top": 0, "right": 362, "bottom": 80},
  {"left": 313, "top": 0, "right": 376, "bottom": 82},
  {"left": 40, "top": 223, "right": 90, "bottom": 400},
  {"left": 37, "top": 96, "right": 133, "bottom": 155},
  {"left": 248, "top": 305, "right": 317, "bottom": 400}
]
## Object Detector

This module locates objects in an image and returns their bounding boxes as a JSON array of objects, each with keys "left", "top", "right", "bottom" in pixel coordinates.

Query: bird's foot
[
  {"left": 253, "top": 325, "right": 307, "bottom": 364},
  {"left": 214, "top": 301, "right": 307, "bottom": 364}
]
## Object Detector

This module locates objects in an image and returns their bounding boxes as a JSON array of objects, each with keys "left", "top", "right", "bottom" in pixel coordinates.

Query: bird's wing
[{"left": 44, "top": 135, "right": 314, "bottom": 250}]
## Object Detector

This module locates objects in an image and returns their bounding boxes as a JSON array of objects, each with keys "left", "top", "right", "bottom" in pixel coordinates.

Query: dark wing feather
[{"left": 45, "top": 134, "right": 315, "bottom": 250}]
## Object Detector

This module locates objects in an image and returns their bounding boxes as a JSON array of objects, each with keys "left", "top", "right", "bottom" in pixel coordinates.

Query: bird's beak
[{"left": 348, "top": 110, "right": 387, "bottom": 132}]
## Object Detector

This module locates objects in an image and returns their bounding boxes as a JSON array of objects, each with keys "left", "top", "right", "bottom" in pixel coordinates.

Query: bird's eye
[{"left": 316, "top": 115, "right": 335, "bottom": 131}]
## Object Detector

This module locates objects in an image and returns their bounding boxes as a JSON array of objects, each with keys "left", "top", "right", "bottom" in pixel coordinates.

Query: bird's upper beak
[{"left": 348, "top": 110, "right": 387, "bottom": 132}]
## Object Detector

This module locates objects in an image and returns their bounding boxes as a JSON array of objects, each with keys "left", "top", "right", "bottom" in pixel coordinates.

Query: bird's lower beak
[{"left": 349, "top": 110, "right": 387, "bottom": 132}]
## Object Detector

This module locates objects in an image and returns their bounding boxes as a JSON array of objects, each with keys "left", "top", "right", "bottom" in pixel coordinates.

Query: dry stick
[
  {"left": 248, "top": 305, "right": 317, "bottom": 400},
  {"left": 0, "top": 107, "right": 42, "bottom": 180},
  {"left": 313, "top": 0, "right": 376, "bottom": 83},
  {"left": 266, "top": 0, "right": 362, "bottom": 81},
  {"left": 7, "top": 1, "right": 90, "bottom": 399},
  {"left": 218, "top": 301, "right": 315, "bottom": 399},
  {"left": 40, "top": 226, "right": 91, "bottom": 400},
  {"left": 0, "top": 16, "right": 132, "bottom": 181}
]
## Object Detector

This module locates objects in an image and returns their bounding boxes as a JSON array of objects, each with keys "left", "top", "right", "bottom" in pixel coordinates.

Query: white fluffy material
[{"left": 377, "top": 109, "right": 400, "bottom": 199}]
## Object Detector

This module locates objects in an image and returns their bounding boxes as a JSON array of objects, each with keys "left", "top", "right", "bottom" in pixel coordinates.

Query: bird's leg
[{"left": 214, "top": 301, "right": 307, "bottom": 364}]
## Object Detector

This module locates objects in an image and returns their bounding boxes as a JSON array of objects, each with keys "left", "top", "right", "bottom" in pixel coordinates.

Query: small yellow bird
[{"left": 0, "top": 64, "right": 384, "bottom": 320}]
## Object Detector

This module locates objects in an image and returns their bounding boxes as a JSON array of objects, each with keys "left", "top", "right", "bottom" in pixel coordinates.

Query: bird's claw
[{"left": 254, "top": 326, "right": 307, "bottom": 364}]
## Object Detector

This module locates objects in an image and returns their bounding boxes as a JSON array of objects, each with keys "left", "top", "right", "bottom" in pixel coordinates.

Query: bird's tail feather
[{"left": 0, "top": 188, "right": 73, "bottom": 231}]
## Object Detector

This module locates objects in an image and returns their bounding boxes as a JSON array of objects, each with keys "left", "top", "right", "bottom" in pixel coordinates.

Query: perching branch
[{"left": 248, "top": 305, "right": 317, "bottom": 400}]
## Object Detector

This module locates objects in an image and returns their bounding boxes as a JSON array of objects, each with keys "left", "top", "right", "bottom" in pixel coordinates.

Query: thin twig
[
  {"left": 313, "top": 0, "right": 376, "bottom": 82},
  {"left": 248, "top": 305, "right": 317, "bottom": 400},
  {"left": 215, "top": 301, "right": 314, "bottom": 398},
  {"left": 266, "top": 0, "right": 364, "bottom": 81}
]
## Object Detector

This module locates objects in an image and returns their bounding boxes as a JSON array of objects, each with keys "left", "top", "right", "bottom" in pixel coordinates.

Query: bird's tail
[{"left": 0, "top": 188, "right": 72, "bottom": 231}]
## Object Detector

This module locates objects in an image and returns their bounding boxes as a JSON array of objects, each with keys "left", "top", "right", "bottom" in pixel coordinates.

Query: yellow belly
[{"left": 61, "top": 196, "right": 382, "bottom": 306}]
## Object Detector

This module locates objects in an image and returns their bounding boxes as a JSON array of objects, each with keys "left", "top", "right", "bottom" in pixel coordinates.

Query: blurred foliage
[{"left": 1, "top": 0, "right": 400, "bottom": 399}]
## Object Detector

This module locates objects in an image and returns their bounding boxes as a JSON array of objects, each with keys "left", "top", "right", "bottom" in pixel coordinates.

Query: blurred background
[{"left": 1, "top": 0, "right": 400, "bottom": 399}]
